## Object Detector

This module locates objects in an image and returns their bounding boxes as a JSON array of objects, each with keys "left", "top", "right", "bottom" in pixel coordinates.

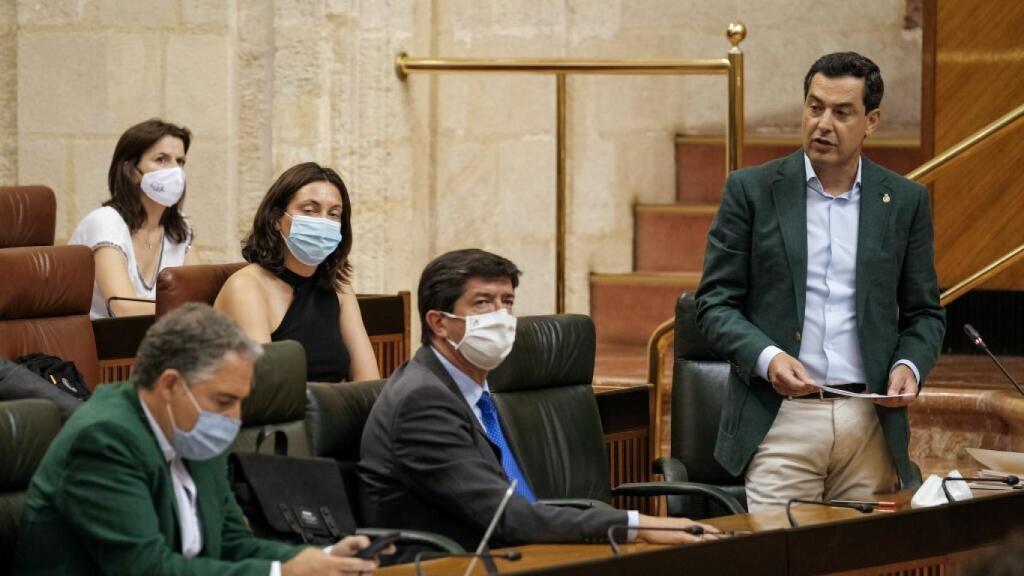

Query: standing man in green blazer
[
  {"left": 695, "top": 52, "right": 945, "bottom": 511},
  {"left": 15, "top": 303, "right": 381, "bottom": 575}
]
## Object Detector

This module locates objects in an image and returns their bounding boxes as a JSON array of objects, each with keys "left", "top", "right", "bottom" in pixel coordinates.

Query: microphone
[
  {"left": 940, "top": 474, "right": 1020, "bottom": 504},
  {"left": 606, "top": 524, "right": 714, "bottom": 555},
  {"left": 785, "top": 498, "right": 874, "bottom": 527},
  {"left": 413, "top": 550, "right": 522, "bottom": 576},
  {"left": 963, "top": 324, "right": 1024, "bottom": 398}
]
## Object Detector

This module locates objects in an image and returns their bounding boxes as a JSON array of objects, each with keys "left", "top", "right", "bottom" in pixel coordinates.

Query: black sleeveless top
[{"left": 270, "top": 268, "right": 350, "bottom": 382}]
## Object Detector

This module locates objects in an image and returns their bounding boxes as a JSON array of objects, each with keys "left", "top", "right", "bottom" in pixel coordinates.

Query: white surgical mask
[
  {"left": 443, "top": 308, "right": 517, "bottom": 370},
  {"left": 911, "top": 470, "right": 973, "bottom": 508},
  {"left": 140, "top": 166, "right": 186, "bottom": 207}
]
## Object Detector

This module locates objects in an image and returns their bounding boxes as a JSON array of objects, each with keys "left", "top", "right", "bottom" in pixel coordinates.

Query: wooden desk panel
[
  {"left": 381, "top": 489, "right": 1024, "bottom": 575},
  {"left": 594, "top": 381, "right": 653, "bottom": 512}
]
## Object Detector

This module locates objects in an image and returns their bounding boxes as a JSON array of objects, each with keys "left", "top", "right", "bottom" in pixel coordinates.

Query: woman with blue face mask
[
  {"left": 69, "top": 119, "right": 200, "bottom": 319},
  {"left": 214, "top": 162, "right": 380, "bottom": 383}
]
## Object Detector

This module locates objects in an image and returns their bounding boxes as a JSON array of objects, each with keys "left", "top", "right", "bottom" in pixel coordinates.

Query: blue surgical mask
[
  {"left": 167, "top": 382, "right": 241, "bottom": 461},
  {"left": 282, "top": 213, "right": 342, "bottom": 266}
]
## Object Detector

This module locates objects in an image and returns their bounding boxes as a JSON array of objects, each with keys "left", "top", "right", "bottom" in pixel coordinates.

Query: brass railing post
[
  {"left": 556, "top": 74, "right": 568, "bottom": 313},
  {"left": 726, "top": 22, "right": 747, "bottom": 174}
]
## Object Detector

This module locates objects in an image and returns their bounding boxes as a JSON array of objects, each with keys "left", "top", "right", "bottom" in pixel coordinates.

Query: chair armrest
[
  {"left": 652, "top": 457, "right": 689, "bottom": 482},
  {"left": 538, "top": 498, "right": 616, "bottom": 510},
  {"left": 356, "top": 527, "right": 465, "bottom": 554},
  {"left": 611, "top": 482, "right": 745, "bottom": 515}
]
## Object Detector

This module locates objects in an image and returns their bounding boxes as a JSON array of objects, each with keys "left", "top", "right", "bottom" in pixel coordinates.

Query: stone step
[
  {"left": 589, "top": 271, "right": 701, "bottom": 348},
  {"left": 633, "top": 203, "right": 717, "bottom": 272},
  {"left": 675, "top": 134, "right": 922, "bottom": 203}
]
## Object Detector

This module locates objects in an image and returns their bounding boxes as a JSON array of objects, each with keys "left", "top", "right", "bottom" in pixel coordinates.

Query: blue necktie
[{"left": 476, "top": 391, "right": 537, "bottom": 503}]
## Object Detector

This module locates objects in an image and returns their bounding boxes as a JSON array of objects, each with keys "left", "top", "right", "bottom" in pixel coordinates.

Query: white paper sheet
[
  {"left": 966, "top": 447, "right": 1024, "bottom": 476},
  {"left": 806, "top": 382, "right": 916, "bottom": 399}
]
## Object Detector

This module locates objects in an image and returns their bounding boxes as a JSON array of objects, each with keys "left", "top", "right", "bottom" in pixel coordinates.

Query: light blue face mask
[
  {"left": 282, "top": 213, "right": 342, "bottom": 266},
  {"left": 167, "top": 381, "right": 241, "bottom": 461}
]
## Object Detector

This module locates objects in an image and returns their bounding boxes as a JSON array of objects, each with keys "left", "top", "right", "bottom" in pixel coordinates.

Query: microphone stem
[{"left": 982, "top": 346, "right": 1024, "bottom": 398}]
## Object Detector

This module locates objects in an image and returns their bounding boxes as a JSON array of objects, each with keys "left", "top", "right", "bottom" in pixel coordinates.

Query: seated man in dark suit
[
  {"left": 359, "top": 248, "right": 717, "bottom": 560},
  {"left": 15, "top": 303, "right": 382, "bottom": 576}
]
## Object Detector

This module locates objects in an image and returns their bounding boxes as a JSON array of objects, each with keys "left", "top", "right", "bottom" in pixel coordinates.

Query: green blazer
[
  {"left": 14, "top": 382, "right": 303, "bottom": 575},
  {"left": 695, "top": 150, "right": 945, "bottom": 488}
]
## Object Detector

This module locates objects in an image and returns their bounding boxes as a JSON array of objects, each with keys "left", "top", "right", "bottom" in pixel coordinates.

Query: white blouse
[{"left": 69, "top": 206, "right": 191, "bottom": 319}]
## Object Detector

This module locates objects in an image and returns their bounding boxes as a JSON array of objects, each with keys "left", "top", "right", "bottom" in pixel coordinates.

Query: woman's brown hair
[
  {"left": 241, "top": 162, "right": 353, "bottom": 290},
  {"left": 104, "top": 118, "right": 192, "bottom": 243}
]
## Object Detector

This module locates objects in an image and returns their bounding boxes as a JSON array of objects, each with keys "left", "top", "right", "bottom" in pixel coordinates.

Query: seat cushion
[
  {"left": 235, "top": 341, "right": 311, "bottom": 457},
  {"left": 492, "top": 385, "right": 612, "bottom": 503},
  {"left": 0, "top": 399, "right": 62, "bottom": 567},
  {"left": 155, "top": 263, "right": 246, "bottom": 318},
  {"left": 0, "top": 186, "right": 56, "bottom": 248}
]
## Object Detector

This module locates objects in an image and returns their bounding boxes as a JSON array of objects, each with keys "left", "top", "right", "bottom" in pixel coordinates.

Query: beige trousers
[{"left": 744, "top": 397, "right": 898, "bottom": 512}]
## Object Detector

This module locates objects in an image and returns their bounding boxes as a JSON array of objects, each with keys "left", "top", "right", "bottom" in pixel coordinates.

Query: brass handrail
[
  {"left": 645, "top": 100, "right": 1024, "bottom": 462},
  {"left": 906, "top": 101, "right": 1024, "bottom": 184},
  {"left": 940, "top": 243, "right": 1024, "bottom": 307},
  {"left": 397, "top": 56, "right": 731, "bottom": 75},
  {"left": 397, "top": 23, "right": 747, "bottom": 313}
]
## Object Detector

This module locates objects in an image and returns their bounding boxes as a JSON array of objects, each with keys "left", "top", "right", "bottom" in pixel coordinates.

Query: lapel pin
[{"left": 882, "top": 193, "right": 891, "bottom": 204}]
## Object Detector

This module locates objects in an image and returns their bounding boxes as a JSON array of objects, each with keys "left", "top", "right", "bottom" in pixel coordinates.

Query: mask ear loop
[
  {"left": 440, "top": 311, "right": 467, "bottom": 350},
  {"left": 166, "top": 378, "right": 200, "bottom": 433}
]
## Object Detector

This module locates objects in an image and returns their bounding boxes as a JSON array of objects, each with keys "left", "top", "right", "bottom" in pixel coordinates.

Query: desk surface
[{"left": 378, "top": 488, "right": 1021, "bottom": 575}]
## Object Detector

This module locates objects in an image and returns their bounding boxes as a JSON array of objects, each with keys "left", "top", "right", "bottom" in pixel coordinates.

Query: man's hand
[
  {"left": 635, "top": 514, "right": 722, "bottom": 544},
  {"left": 282, "top": 547, "right": 378, "bottom": 576},
  {"left": 875, "top": 364, "right": 918, "bottom": 408},
  {"left": 767, "top": 353, "right": 818, "bottom": 397},
  {"left": 330, "top": 535, "right": 396, "bottom": 560}
]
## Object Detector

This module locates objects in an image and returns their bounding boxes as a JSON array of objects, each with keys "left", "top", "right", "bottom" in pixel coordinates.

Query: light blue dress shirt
[
  {"left": 756, "top": 155, "right": 919, "bottom": 387},
  {"left": 430, "top": 347, "right": 640, "bottom": 535}
]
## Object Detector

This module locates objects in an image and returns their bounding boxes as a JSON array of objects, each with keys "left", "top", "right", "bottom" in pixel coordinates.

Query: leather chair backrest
[
  {"left": 305, "top": 378, "right": 386, "bottom": 525},
  {"left": 671, "top": 293, "right": 745, "bottom": 500},
  {"left": 487, "top": 314, "right": 612, "bottom": 504},
  {"left": 0, "top": 399, "right": 62, "bottom": 570},
  {"left": 233, "top": 340, "right": 311, "bottom": 457},
  {"left": 0, "top": 246, "right": 100, "bottom": 389},
  {"left": 0, "top": 186, "right": 56, "bottom": 248},
  {"left": 155, "top": 263, "right": 247, "bottom": 319}
]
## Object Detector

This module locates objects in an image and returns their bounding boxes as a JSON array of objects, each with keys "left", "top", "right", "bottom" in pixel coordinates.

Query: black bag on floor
[
  {"left": 229, "top": 431, "right": 357, "bottom": 545},
  {"left": 15, "top": 353, "right": 91, "bottom": 400}
]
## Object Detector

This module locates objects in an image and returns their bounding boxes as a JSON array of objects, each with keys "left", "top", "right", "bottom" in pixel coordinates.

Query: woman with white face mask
[
  {"left": 214, "top": 162, "right": 380, "bottom": 383},
  {"left": 69, "top": 119, "right": 199, "bottom": 319}
]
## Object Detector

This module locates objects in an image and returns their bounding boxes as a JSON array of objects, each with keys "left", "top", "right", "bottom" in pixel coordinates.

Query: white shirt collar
[
  {"left": 431, "top": 346, "right": 490, "bottom": 407},
  {"left": 804, "top": 153, "right": 862, "bottom": 197},
  {"left": 139, "top": 392, "right": 177, "bottom": 463}
]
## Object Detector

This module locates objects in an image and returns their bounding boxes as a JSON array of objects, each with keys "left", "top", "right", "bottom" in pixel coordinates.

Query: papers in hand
[{"left": 807, "top": 382, "right": 915, "bottom": 399}]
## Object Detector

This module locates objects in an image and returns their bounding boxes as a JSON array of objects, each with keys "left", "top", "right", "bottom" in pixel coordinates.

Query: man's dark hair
[
  {"left": 803, "top": 52, "right": 884, "bottom": 112},
  {"left": 417, "top": 249, "right": 521, "bottom": 346}
]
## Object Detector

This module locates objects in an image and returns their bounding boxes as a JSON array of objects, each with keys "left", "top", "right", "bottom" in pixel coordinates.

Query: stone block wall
[{"left": 0, "top": 0, "right": 921, "bottom": 341}]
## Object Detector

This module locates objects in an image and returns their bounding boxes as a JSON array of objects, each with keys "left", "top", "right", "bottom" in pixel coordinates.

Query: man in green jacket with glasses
[{"left": 15, "top": 303, "right": 380, "bottom": 575}]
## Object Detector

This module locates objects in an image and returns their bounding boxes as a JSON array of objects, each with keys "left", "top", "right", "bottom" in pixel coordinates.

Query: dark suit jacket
[
  {"left": 695, "top": 150, "right": 945, "bottom": 488},
  {"left": 15, "top": 382, "right": 302, "bottom": 575},
  {"left": 358, "top": 346, "right": 627, "bottom": 558}
]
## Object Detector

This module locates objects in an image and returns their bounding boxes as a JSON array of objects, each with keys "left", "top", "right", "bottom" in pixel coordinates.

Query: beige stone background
[{"left": 0, "top": 0, "right": 921, "bottom": 341}]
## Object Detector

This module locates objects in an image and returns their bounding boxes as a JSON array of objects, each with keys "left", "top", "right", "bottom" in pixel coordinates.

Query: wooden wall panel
[{"left": 930, "top": 1, "right": 1024, "bottom": 289}]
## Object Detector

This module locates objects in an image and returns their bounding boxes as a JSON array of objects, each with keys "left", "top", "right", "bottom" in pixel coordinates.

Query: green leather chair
[
  {"left": 655, "top": 293, "right": 747, "bottom": 518},
  {"left": 233, "top": 340, "right": 311, "bottom": 456},
  {"left": 0, "top": 399, "right": 62, "bottom": 575},
  {"left": 487, "top": 314, "right": 744, "bottom": 515},
  {"left": 304, "top": 379, "right": 463, "bottom": 555}
]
